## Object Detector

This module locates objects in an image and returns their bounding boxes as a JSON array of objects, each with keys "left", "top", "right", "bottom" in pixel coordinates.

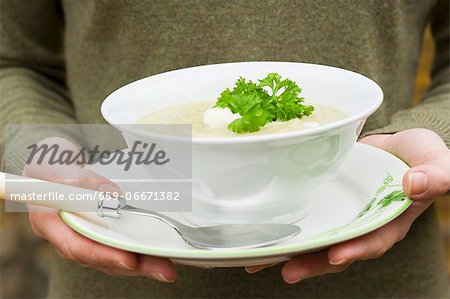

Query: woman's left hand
[{"left": 245, "top": 128, "right": 450, "bottom": 283}]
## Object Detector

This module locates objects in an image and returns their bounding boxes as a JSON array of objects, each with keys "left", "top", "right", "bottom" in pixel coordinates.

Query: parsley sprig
[{"left": 214, "top": 73, "right": 314, "bottom": 133}]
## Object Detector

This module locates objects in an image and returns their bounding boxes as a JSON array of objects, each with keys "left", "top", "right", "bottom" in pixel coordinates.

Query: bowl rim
[{"left": 101, "top": 61, "right": 383, "bottom": 144}]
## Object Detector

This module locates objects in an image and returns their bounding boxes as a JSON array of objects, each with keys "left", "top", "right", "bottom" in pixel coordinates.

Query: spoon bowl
[{"left": 113, "top": 202, "right": 301, "bottom": 250}]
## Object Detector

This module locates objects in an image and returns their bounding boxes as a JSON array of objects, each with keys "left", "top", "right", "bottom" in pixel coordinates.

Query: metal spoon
[
  {"left": 1, "top": 172, "right": 300, "bottom": 250},
  {"left": 98, "top": 196, "right": 300, "bottom": 250}
]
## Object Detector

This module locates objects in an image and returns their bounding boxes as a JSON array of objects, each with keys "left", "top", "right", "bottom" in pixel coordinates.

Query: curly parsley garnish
[{"left": 214, "top": 73, "right": 314, "bottom": 133}]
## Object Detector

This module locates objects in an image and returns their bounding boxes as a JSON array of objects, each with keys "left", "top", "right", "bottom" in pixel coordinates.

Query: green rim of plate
[{"left": 59, "top": 144, "right": 412, "bottom": 260}]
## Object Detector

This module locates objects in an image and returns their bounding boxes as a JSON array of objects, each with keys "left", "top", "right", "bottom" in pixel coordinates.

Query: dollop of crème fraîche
[{"left": 203, "top": 106, "right": 240, "bottom": 128}]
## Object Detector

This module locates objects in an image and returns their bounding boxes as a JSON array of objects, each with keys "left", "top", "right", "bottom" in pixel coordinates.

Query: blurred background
[{"left": 1, "top": 26, "right": 449, "bottom": 298}]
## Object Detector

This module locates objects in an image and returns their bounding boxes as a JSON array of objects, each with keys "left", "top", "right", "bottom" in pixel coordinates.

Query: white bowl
[{"left": 101, "top": 62, "right": 383, "bottom": 225}]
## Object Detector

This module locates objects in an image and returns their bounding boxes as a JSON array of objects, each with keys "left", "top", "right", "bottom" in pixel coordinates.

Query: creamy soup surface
[{"left": 136, "top": 100, "right": 347, "bottom": 138}]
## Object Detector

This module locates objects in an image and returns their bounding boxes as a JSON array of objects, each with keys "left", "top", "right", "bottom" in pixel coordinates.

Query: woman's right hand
[{"left": 23, "top": 137, "right": 176, "bottom": 282}]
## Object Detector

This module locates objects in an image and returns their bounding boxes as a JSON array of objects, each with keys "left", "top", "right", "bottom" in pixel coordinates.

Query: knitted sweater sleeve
[
  {"left": 362, "top": 0, "right": 450, "bottom": 147},
  {"left": 0, "top": 0, "right": 77, "bottom": 174}
]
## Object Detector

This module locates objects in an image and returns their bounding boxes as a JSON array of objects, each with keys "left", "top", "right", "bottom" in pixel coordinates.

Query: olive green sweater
[{"left": 1, "top": 0, "right": 449, "bottom": 298}]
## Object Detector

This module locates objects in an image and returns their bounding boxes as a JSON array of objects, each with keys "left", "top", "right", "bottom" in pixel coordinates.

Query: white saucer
[{"left": 60, "top": 143, "right": 411, "bottom": 267}]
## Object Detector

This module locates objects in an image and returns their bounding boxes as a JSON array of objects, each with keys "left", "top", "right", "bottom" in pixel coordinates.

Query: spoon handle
[
  {"left": 119, "top": 204, "right": 187, "bottom": 232},
  {"left": 0, "top": 171, "right": 100, "bottom": 213}
]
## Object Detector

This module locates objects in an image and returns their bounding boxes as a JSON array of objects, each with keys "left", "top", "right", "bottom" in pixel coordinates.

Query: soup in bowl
[{"left": 101, "top": 62, "right": 383, "bottom": 225}]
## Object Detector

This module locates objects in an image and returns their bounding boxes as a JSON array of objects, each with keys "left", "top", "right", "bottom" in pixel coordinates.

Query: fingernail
[
  {"left": 99, "top": 183, "right": 119, "bottom": 193},
  {"left": 329, "top": 259, "right": 348, "bottom": 266},
  {"left": 117, "top": 261, "right": 135, "bottom": 270},
  {"left": 245, "top": 267, "right": 260, "bottom": 274},
  {"left": 285, "top": 276, "right": 302, "bottom": 284},
  {"left": 407, "top": 172, "right": 428, "bottom": 195},
  {"left": 148, "top": 272, "right": 174, "bottom": 283},
  {"left": 245, "top": 263, "right": 277, "bottom": 274}
]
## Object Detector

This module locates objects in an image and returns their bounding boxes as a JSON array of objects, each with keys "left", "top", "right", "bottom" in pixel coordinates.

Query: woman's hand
[
  {"left": 245, "top": 128, "right": 450, "bottom": 283},
  {"left": 24, "top": 137, "right": 176, "bottom": 282}
]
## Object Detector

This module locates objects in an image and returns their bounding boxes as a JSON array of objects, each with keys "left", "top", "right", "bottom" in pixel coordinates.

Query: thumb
[{"left": 403, "top": 164, "right": 450, "bottom": 201}]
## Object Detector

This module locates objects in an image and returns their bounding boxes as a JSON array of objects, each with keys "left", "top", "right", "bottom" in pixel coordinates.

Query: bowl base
[{"left": 182, "top": 200, "right": 312, "bottom": 226}]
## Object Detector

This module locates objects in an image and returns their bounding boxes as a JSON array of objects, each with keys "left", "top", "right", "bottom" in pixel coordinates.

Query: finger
[
  {"left": 281, "top": 250, "right": 350, "bottom": 283},
  {"left": 328, "top": 211, "right": 415, "bottom": 265},
  {"left": 358, "top": 134, "right": 391, "bottom": 148},
  {"left": 360, "top": 129, "right": 450, "bottom": 200},
  {"left": 55, "top": 246, "right": 176, "bottom": 283},
  {"left": 88, "top": 252, "right": 177, "bottom": 283},
  {"left": 92, "top": 258, "right": 176, "bottom": 283},
  {"left": 360, "top": 129, "right": 449, "bottom": 167},
  {"left": 136, "top": 254, "right": 176, "bottom": 283},
  {"left": 70, "top": 264, "right": 133, "bottom": 277},
  {"left": 29, "top": 210, "right": 138, "bottom": 271},
  {"left": 245, "top": 263, "right": 278, "bottom": 273},
  {"left": 404, "top": 164, "right": 450, "bottom": 200},
  {"left": 91, "top": 267, "right": 125, "bottom": 277}
]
